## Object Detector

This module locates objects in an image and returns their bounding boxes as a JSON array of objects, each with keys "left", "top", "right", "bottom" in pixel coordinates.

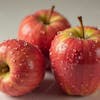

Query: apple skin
[
  {"left": 0, "top": 39, "right": 45, "bottom": 96},
  {"left": 50, "top": 26, "right": 100, "bottom": 96},
  {"left": 18, "top": 9, "right": 71, "bottom": 56}
]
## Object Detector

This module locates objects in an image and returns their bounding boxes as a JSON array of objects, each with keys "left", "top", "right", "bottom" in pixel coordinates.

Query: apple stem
[
  {"left": 78, "top": 16, "right": 85, "bottom": 39},
  {"left": 46, "top": 5, "right": 55, "bottom": 24}
]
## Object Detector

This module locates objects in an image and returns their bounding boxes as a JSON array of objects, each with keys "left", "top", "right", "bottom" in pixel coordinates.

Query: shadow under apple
[{"left": 0, "top": 72, "right": 99, "bottom": 100}]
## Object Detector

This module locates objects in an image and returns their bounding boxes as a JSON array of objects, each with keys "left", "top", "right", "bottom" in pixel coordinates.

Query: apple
[
  {"left": 0, "top": 39, "right": 45, "bottom": 96},
  {"left": 17, "top": 6, "right": 71, "bottom": 57},
  {"left": 50, "top": 16, "right": 100, "bottom": 96}
]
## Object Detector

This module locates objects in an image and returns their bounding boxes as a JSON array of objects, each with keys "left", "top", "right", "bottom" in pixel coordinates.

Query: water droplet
[
  {"left": 19, "top": 63, "right": 22, "bottom": 66},
  {"left": 27, "top": 60, "right": 34, "bottom": 69},
  {"left": 22, "top": 24, "right": 32, "bottom": 35},
  {"left": 0, "top": 46, "right": 7, "bottom": 53},
  {"left": 23, "top": 52, "right": 26, "bottom": 55},
  {"left": 71, "top": 53, "right": 74, "bottom": 57},
  {"left": 95, "top": 48, "right": 100, "bottom": 58},
  {"left": 96, "top": 59, "right": 100, "bottom": 62},
  {"left": 41, "top": 31, "right": 45, "bottom": 35},
  {"left": 12, "top": 59, "right": 16, "bottom": 63},
  {"left": 95, "top": 40, "right": 98, "bottom": 43},
  {"left": 60, "top": 82, "right": 63, "bottom": 87},
  {"left": 10, "top": 51, "right": 14, "bottom": 55},
  {"left": 78, "top": 56, "right": 82, "bottom": 60},
  {"left": 56, "top": 42, "right": 67, "bottom": 53},
  {"left": 73, "top": 49, "right": 76, "bottom": 52},
  {"left": 57, "top": 31, "right": 61, "bottom": 34},
  {"left": 49, "top": 52, "right": 52, "bottom": 56},
  {"left": 34, "top": 45, "right": 39, "bottom": 49},
  {"left": 7, "top": 46, "right": 10, "bottom": 49},
  {"left": 66, "top": 56, "right": 69, "bottom": 60},
  {"left": 24, "top": 42, "right": 28, "bottom": 46},
  {"left": 64, "top": 67, "right": 67, "bottom": 71},
  {"left": 68, "top": 58, "right": 72, "bottom": 62},
  {"left": 14, "top": 75, "right": 17, "bottom": 78},
  {"left": 69, "top": 32, "right": 73, "bottom": 36},
  {"left": 14, "top": 47, "right": 18, "bottom": 50}
]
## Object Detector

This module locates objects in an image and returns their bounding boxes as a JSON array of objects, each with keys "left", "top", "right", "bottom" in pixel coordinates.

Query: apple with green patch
[
  {"left": 18, "top": 6, "right": 70, "bottom": 69},
  {"left": 0, "top": 39, "right": 45, "bottom": 96},
  {"left": 18, "top": 6, "right": 70, "bottom": 56},
  {"left": 50, "top": 16, "right": 100, "bottom": 96}
]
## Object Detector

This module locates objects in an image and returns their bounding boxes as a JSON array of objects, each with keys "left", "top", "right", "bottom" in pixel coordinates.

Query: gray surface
[
  {"left": 0, "top": 72, "right": 100, "bottom": 100},
  {"left": 0, "top": 0, "right": 100, "bottom": 100}
]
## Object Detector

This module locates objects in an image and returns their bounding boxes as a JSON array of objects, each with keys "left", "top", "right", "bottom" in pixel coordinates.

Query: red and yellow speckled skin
[
  {"left": 0, "top": 39, "right": 45, "bottom": 96},
  {"left": 18, "top": 9, "right": 71, "bottom": 56},
  {"left": 50, "top": 26, "right": 100, "bottom": 96}
]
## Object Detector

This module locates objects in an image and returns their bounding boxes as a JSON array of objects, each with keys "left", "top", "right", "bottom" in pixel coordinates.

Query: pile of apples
[{"left": 0, "top": 6, "right": 100, "bottom": 96}]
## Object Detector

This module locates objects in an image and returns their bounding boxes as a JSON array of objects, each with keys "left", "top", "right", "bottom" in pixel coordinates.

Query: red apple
[
  {"left": 50, "top": 16, "right": 100, "bottom": 96},
  {"left": 18, "top": 6, "right": 71, "bottom": 57},
  {"left": 0, "top": 39, "right": 45, "bottom": 96}
]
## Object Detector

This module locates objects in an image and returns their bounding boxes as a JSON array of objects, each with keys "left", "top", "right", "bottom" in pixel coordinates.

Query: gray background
[
  {"left": 0, "top": 0, "right": 100, "bottom": 100},
  {"left": 0, "top": 0, "right": 100, "bottom": 41}
]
